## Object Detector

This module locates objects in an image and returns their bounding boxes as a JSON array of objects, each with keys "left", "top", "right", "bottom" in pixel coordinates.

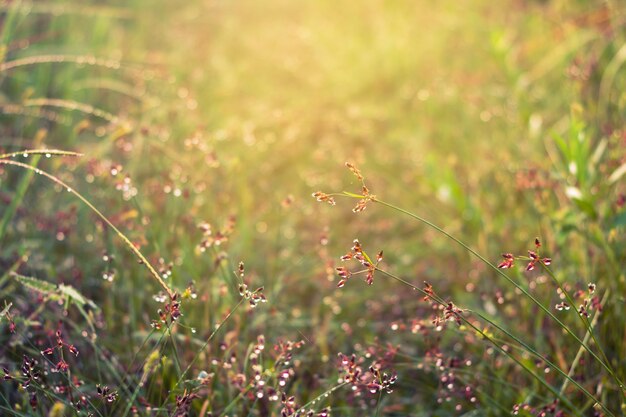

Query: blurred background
[{"left": 0, "top": 0, "right": 625, "bottom": 415}]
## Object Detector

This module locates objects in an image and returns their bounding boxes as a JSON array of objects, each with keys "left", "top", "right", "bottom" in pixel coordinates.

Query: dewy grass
[
  {"left": 2, "top": 1, "right": 625, "bottom": 415},
  {"left": 0, "top": 54, "right": 124, "bottom": 72},
  {"left": 0, "top": 156, "right": 175, "bottom": 298},
  {"left": 21, "top": 98, "right": 123, "bottom": 125}
]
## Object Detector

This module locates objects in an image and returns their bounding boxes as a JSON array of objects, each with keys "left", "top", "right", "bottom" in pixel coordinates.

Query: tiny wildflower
[
  {"left": 497, "top": 253, "right": 515, "bottom": 269},
  {"left": 55, "top": 360, "right": 69, "bottom": 373},
  {"left": 312, "top": 191, "right": 336, "bottom": 206},
  {"left": 156, "top": 293, "right": 182, "bottom": 326},
  {"left": 97, "top": 385, "right": 118, "bottom": 403},
  {"left": 588, "top": 283, "right": 596, "bottom": 294},
  {"left": 555, "top": 302, "right": 570, "bottom": 311},
  {"left": 525, "top": 250, "right": 551, "bottom": 271},
  {"left": 237, "top": 262, "right": 267, "bottom": 308},
  {"left": 497, "top": 239, "right": 551, "bottom": 271}
]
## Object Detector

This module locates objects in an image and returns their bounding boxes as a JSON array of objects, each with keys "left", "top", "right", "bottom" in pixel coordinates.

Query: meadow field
[{"left": 0, "top": 0, "right": 625, "bottom": 415}]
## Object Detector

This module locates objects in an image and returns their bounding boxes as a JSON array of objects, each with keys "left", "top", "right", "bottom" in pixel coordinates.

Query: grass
[{"left": 0, "top": 0, "right": 625, "bottom": 416}]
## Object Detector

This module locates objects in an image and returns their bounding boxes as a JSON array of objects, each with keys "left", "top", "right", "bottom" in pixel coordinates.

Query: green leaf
[
  {"left": 342, "top": 191, "right": 364, "bottom": 198},
  {"left": 12, "top": 272, "right": 57, "bottom": 294},
  {"left": 58, "top": 284, "right": 98, "bottom": 310}
]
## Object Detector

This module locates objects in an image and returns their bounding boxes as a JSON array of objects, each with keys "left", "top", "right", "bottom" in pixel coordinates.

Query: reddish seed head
[
  {"left": 55, "top": 360, "right": 69, "bottom": 372},
  {"left": 68, "top": 345, "right": 79, "bottom": 357},
  {"left": 352, "top": 199, "right": 369, "bottom": 213},
  {"left": 336, "top": 267, "right": 351, "bottom": 278},
  {"left": 497, "top": 253, "right": 515, "bottom": 269},
  {"left": 555, "top": 302, "right": 570, "bottom": 311},
  {"left": 340, "top": 252, "right": 353, "bottom": 261},
  {"left": 312, "top": 191, "right": 336, "bottom": 206},
  {"left": 345, "top": 162, "right": 364, "bottom": 181}
]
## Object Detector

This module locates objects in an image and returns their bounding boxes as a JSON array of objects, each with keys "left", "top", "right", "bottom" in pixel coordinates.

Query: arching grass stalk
[
  {"left": 22, "top": 98, "right": 122, "bottom": 125},
  {"left": 0, "top": 55, "right": 125, "bottom": 72},
  {"left": 0, "top": 149, "right": 83, "bottom": 159},
  {"left": 364, "top": 195, "right": 624, "bottom": 394},
  {"left": 0, "top": 157, "right": 175, "bottom": 298},
  {"left": 374, "top": 268, "right": 613, "bottom": 417}
]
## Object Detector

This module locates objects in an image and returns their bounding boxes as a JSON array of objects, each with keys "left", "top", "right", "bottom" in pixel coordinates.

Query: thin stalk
[
  {"left": 158, "top": 299, "right": 244, "bottom": 415},
  {"left": 166, "top": 323, "right": 183, "bottom": 376},
  {"left": 375, "top": 389, "right": 383, "bottom": 417},
  {"left": 541, "top": 264, "right": 623, "bottom": 392},
  {"left": 372, "top": 197, "right": 622, "bottom": 391},
  {"left": 560, "top": 290, "right": 610, "bottom": 395}
]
